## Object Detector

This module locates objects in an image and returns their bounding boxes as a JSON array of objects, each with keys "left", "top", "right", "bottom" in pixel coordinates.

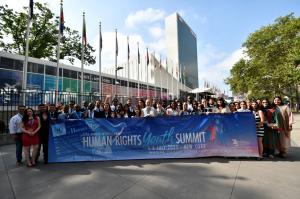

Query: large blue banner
[{"left": 48, "top": 112, "right": 259, "bottom": 163}]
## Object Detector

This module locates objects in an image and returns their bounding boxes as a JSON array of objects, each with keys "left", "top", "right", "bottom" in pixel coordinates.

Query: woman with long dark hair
[
  {"left": 215, "top": 97, "right": 230, "bottom": 113},
  {"left": 272, "top": 96, "right": 294, "bottom": 158},
  {"left": 251, "top": 101, "right": 265, "bottom": 159},
  {"left": 21, "top": 108, "right": 41, "bottom": 167}
]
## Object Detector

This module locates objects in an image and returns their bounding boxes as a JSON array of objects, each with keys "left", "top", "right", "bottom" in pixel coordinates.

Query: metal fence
[{"left": 0, "top": 89, "right": 131, "bottom": 134}]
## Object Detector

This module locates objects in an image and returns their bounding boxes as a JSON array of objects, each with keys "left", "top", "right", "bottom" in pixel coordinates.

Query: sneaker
[
  {"left": 16, "top": 162, "right": 23, "bottom": 166},
  {"left": 268, "top": 154, "right": 274, "bottom": 159}
]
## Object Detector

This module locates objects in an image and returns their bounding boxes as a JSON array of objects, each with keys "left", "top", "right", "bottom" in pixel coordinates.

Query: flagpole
[
  {"left": 171, "top": 61, "right": 174, "bottom": 100},
  {"left": 99, "top": 21, "right": 102, "bottom": 100},
  {"left": 22, "top": 0, "right": 33, "bottom": 105},
  {"left": 56, "top": 0, "right": 63, "bottom": 101},
  {"left": 146, "top": 48, "right": 149, "bottom": 99},
  {"left": 81, "top": 12, "right": 85, "bottom": 103},
  {"left": 183, "top": 66, "right": 187, "bottom": 97},
  {"left": 166, "top": 59, "right": 168, "bottom": 100},
  {"left": 137, "top": 42, "right": 140, "bottom": 98},
  {"left": 127, "top": 36, "right": 130, "bottom": 98},
  {"left": 181, "top": 65, "right": 183, "bottom": 99},
  {"left": 160, "top": 55, "right": 162, "bottom": 100},
  {"left": 153, "top": 52, "right": 157, "bottom": 99},
  {"left": 114, "top": 29, "right": 118, "bottom": 98}
]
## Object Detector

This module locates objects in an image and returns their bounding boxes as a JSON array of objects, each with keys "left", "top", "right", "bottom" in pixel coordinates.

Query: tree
[
  {"left": 226, "top": 13, "right": 300, "bottom": 104},
  {"left": 0, "top": 3, "right": 95, "bottom": 65}
]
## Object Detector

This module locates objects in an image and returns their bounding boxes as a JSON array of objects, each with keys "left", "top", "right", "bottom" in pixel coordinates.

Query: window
[
  {"left": 79, "top": 73, "right": 91, "bottom": 81},
  {"left": 91, "top": 74, "right": 99, "bottom": 82},
  {"left": 28, "top": 62, "right": 44, "bottom": 74},
  {"left": 0, "top": 57, "right": 23, "bottom": 71},
  {"left": 45, "top": 65, "right": 56, "bottom": 76},
  {"left": 129, "top": 82, "right": 137, "bottom": 88},
  {"left": 102, "top": 76, "right": 112, "bottom": 84},
  {"left": 120, "top": 80, "right": 127, "bottom": 86},
  {"left": 63, "top": 69, "right": 77, "bottom": 79}
]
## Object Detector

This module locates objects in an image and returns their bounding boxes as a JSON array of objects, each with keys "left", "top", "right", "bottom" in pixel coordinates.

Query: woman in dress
[
  {"left": 251, "top": 102, "right": 265, "bottom": 159},
  {"left": 272, "top": 96, "right": 294, "bottom": 158},
  {"left": 21, "top": 108, "right": 41, "bottom": 167}
]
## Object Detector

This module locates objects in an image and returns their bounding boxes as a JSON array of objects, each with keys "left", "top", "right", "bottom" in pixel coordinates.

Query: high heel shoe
[{"left": 26, "top": 162, "right": 33, "bottom": 167}]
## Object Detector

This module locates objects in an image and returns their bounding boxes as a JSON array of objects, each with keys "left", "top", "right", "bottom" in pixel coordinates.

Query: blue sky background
[{"left": 3, "top": 0, "right": 300, "bottom": 94}]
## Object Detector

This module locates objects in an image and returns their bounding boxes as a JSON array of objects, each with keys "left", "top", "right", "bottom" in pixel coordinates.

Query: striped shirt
[{"left": 254, "top": 111, "right": 264, "bottom": 137}]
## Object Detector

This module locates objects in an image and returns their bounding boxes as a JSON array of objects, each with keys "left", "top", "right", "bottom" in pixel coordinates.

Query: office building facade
[{"left": 165, "top": 13, "right": 198, "bottom": 89}]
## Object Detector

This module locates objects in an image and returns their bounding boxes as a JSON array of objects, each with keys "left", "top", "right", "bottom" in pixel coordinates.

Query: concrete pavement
[{"left": 1, "top": 114, "right": 300, "bottom": 199}]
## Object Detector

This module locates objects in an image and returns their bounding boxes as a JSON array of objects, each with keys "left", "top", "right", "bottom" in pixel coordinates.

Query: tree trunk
[{"left": 296, "top": 83, "right": 299, "bottom": 112}]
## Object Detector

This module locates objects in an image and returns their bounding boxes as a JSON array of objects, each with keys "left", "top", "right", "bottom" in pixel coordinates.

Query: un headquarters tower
[{"left": 166, "top": 13, "right": 199, "bottom": 89}]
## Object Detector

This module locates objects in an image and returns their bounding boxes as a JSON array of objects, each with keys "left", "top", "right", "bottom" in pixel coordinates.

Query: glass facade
[
  {"left": 166, "top": 13, "right": 199, "bottom": 89},
  {"left": 27, "top": 73, "right": 44, "bottom": 90},
  {"left": 0, "top": 53, "right": 168, "bottom": 98},
  {"left": 177, "top": 16, "right": 198, "bottom": 89}
]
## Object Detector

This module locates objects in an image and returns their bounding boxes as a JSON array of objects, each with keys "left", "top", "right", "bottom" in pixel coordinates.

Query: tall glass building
[{"left": 165, "top": 13, "right": 198, "bottom": 89}]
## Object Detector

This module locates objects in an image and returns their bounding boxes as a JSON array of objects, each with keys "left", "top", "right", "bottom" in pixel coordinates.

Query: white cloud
[
  {"left": 125, "top": 8, "right": 165, "bottom": 28},
  {"left": 148, "top": 26, "right": 164, "bottom": 38},
  {"left": 148, "top": 37, "right": 166, "bottom": 58},
  {"left": 214, "top": 48, "right": 246, "bottom": 70},
  {"left": 198, "top": 46, "right": 247, "bottom": 93}
]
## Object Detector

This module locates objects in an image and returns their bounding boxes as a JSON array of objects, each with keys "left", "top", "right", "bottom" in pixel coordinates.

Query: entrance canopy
[{"left": 190, "top": 88, "right": 215, "bottom": 95}]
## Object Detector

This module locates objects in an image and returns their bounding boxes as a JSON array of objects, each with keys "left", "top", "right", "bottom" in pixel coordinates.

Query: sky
[{"left": 2, "top": 0, "right": 300, "bottom": 94}]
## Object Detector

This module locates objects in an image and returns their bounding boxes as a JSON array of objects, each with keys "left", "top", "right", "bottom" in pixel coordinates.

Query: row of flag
[
  {"left": 29, "top": 0, "right": 180, "bottom": 70},
  {"left": 24, "top": 0, "right": 187, "bottom": 92}
]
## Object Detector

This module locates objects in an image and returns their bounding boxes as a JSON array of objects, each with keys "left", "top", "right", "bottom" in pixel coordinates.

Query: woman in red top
[{"left": 21, "top": 108, "right": 41, "bottom": 167}]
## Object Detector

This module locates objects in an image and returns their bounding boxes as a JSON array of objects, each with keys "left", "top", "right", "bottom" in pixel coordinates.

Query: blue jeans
[{"left": 15, "top": 134, "right": 23, "bottom": 163}]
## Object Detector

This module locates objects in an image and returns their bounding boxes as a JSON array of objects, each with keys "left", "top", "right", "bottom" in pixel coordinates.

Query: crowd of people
[{"left": 9, "top": 95, "right": 295, "bottom": 167}]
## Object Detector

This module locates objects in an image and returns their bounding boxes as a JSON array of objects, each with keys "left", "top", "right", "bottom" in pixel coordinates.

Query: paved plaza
[{"left": 1, "top": 114, "right": 300, "bottom": 199}]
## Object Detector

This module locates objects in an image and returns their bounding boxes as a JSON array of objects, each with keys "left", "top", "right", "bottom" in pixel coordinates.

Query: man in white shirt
[
  {"left": 9, "top": 105, "right": 26, "bottom": 166},
  {"left": 187, "top": 96, "right": 193, "bottom": 112},
  {"left": 141, "top": 99, "right": 157, "bottom": 117}
]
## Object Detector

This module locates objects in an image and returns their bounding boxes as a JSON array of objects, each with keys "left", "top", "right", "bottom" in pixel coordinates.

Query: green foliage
[
  {"left": 226, "top": 13, "right": 300, "bottom": 100},
  {"left": 0, "top": 3, "right": 95, "bottom": 65}
]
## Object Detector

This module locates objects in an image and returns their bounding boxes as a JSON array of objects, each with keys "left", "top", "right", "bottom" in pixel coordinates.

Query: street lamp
[{"left": 115, "top": 66, "right": 123, "bottom": 98}]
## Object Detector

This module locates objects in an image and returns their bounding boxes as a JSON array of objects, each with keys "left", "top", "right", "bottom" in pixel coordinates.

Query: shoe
[
  {"left": 16, "top": 162, "right": 23, "bottom": 166},
  {"left": 26, "top": 163, "right": 33, "bottom": 167},
  {"left": 268, "top": 154, "right": 274, "bottom": 159},
  {"left": 257, "top": 157, "right": 264, "bottom": 161},
  {"left": 277, "top": 152, "right": 287, "bottom": 158}
]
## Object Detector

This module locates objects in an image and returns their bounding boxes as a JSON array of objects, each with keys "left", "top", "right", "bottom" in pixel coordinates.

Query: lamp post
[{"left": 115, "top": 66, "right": 123, "bottom": 98}]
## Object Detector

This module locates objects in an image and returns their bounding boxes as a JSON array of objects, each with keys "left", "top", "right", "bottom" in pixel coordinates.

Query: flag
[
  {"left": 146, "top": 48, "right": 149, "bottom": 66},
  {"left": 179, "top": 65, "right": 182, "bottom": 81},
  {"left": 127, "top": 36, "right": 130, "bottom": 60},
  {"left": 59, "top": 1, "right": 64, "bottom": 36},
  {"left": 29, "top": 0, "right": 34, "bottom": 19},
  {"left": 115, "top": 29, "right": 118, "bottom": 57},
  {"left": 159, "top": 55, "right": 162, "bottom": 69},
  {"left": 137, "top": 42, "right": 140, "bottom": 64},
  {"left": 82, "top": 13, "right": 87, "bottom": 47},
  {"left": 166, "top": 58, "right": 168, "bottom": 72},
  {"left": 100, "top": 23, "right": 102, "bottom": 51},
  {"left": 153, "top": 52, "right": 156, "bottom": 68}
]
